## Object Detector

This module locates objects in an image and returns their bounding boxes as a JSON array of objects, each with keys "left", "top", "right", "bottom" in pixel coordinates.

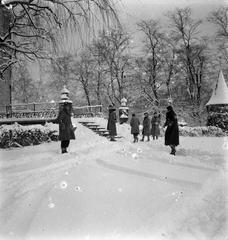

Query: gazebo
[{"left": 206, "top": 70, "right": 228, "bottom": 130}]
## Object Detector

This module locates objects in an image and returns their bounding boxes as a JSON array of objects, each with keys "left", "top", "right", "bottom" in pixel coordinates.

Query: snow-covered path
[{"left": 0, "top": 118, "right": 227, "bottom": 240}]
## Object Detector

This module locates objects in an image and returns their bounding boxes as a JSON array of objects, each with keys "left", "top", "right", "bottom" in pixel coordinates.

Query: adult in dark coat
[
  {"left": 57, "top": 102, "right": 75, "bottom": 153},
  {"left": 141, "top": 112, "right": 150, "bottom": 141},
  {"left": 107, "top": 105, "right": 117, "bottom": 141},
  {"left": 130, "top": 113, "right": 140, "bottom": 143},
  {"left": 164, "top": 105, "right": 179, "bottom": 155},
  {"left": 151, "top": 111, "right": 161, "bottom": 140}
]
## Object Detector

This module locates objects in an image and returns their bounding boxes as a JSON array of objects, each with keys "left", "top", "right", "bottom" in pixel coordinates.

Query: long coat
[
  {"left": 57, "top": 103, "right": 75, "bottom": 141},
  {"left": 151, "top": 115, "right": 160, "bottom": 137},
  {"left": 107, "top": 109, "right": 117, "bottom": 136},
  {"left": 164, "top": 110, "right": 179, "bottom": 146},
  {"left": 142, "top": 116, "right": 150, "bottom": 136},
  {"left": 130, "top": 116, "right": 140, "bottom": 134}
]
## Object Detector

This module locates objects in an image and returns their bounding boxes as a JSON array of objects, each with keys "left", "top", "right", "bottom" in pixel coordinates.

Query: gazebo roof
[{"left": 206, "top": 70, "right": 228, "bottom": 106}]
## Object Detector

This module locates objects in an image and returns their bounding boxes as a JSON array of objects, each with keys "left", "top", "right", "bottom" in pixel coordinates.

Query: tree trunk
[{"left": 84, "top": 86, "right": 91, "bottom": 106}]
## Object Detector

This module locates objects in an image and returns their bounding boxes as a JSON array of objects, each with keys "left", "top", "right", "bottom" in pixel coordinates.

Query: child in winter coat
[
  {"left": 107, "top": 105, "right": 117, "bottom": 141},
  {"left": 151, "top": 111, "right": 161, "bottom": 140},
  {"left": 130, "top": 113, "right": 140, "bottom": 143},
  {"left": 141, "top": 112, "right": 150, "bottom": 141}
]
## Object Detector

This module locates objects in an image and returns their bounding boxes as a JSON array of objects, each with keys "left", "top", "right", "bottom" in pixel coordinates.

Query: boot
[
  {"left": 61, "top": 148, "right": 67, "bottom": 154},
  {"left": 170, "top": 146, "right": 176, "bottom": 155}
]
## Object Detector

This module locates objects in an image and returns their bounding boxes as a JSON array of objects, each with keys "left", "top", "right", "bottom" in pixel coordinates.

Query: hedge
[{"left": 0, "top": 123, "right": 59, "bottom": 148}]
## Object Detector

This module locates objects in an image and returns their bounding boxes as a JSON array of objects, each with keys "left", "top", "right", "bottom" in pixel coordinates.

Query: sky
[
  {"left": 115, "top": 0, "right": 227, "bottom": 53},
  {"left": 119, "top": 0, "right": 227, "bottom": 28},
  {"left": 121, "top": 0, "right": 227, "bottom": 6}
]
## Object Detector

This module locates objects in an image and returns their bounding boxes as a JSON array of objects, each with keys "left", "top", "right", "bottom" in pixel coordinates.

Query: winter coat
[
  {"left": 142, "top": 116, "right": 150, "bottom": 136},
  {"left": 151, "top": 115, "right": 160, "bottom": 137},
  {"left": 130, "top": 116, "right": 140, "bottom": 134},
  {"left": 57, "top": 103, "right": 75, "bottom": 141},
  {"left": 107, "top": 109, "right": 117, "bottom": 136},
  {"left": 164, "top": 110, "right": 179, "bottom": 146}
]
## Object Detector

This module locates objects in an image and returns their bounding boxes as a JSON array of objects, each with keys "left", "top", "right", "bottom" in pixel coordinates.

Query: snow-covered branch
[{"left": 0, "top": 0, "right": 119, "bottom": 79}]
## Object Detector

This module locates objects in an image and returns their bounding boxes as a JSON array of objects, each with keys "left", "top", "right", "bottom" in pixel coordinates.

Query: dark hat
[
  {"left": 108, "top": 105, "right": 116, "bottom": 112},
  {"left": 167, "top": 105, "right": 173, "bottom": 111}
]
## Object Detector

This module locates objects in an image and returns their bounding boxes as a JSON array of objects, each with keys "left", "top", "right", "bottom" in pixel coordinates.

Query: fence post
[{"left": 6, "top": 105, "right": 12, "bottom": 118}]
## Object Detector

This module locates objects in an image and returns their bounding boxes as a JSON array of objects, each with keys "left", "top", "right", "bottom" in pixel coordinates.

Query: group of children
[
  {"left": 57, "top": 102, "right": 179, "bottom": 155},
  {"left": 130, "top": 111, "right": 161, "bottom": 143}
]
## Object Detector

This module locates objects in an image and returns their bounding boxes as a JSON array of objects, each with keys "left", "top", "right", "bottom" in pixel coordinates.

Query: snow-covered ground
[{"left": 0, "top": 117, "right": 227, "bottom": 240}]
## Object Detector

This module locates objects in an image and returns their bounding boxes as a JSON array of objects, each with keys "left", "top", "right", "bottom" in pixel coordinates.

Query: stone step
[
  {"left": 96, "top": 130, "right": 109, "bottom": 134},
  {"left": 79, "top": 122, "right": 95, "bottom": 126},
  {"left": 99, "top": 132, "right": 109, "bottom": 137},
  {"left": 90, "top": 127, "right": 106, "bottom": 130},
  {"left": 79, "top": 121, "right": 122, "bottom": 139}
]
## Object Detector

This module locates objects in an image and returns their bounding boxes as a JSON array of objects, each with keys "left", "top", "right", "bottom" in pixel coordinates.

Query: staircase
[{"left": 78, "top": 121, "right": 122, "bottom": 139}]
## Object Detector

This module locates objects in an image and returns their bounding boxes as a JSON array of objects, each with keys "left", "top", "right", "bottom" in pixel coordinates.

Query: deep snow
[{"left": 0, "top": 117, "right": 227, "bottom": 240}]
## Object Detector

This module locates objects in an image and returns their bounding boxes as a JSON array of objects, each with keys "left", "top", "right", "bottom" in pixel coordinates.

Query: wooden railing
[
  {"left": 0, "top": 102, "right": 103, "bottom": 124},
  {"left": 72, "top": 105, "right": 103, "bottom": 117},
  {"left": 0, "top": 102, "right": 58, "bottom": 120}
]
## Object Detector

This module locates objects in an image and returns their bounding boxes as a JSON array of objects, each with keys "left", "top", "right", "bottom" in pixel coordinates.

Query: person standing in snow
[
  {"left": 57, "top": 102, "right": 75, "bottom": 153},
  {"left": 107, "top": 105, "right": 117, "bottom": 141},
  {"left": 151, "top": 111, "right": 161, "bottom": 140},
  {"left": 140, "top": 112, "right": 150, "bottom": 141},
  {"left": 163, "top": 105, "right": 179, "bottom": 155},
  {"left": 130, "top": 113, "right": 140, "bottom": 143}
]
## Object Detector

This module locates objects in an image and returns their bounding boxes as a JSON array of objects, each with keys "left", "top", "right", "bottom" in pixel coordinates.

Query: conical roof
[{"left": 206, "top": 70, "right": 228, "bottom": 106}]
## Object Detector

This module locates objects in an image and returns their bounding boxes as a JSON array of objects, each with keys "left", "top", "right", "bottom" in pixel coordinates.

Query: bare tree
[
  {"left": 12, "top": 62, "right": 39, "bottom": 103},
  {"left": 49, "top": 53, "right": 74, "bottom": 94},
  {"left": 71, "top": 50, "right": 94, "bottom": 106},
  {"left": 167, "top": 7, "right": 208, "bottom": 105},
  {"left": 0, "top": 0, "right": 119, "bottom": 78},
  {"left": 88, "top": 44, "right": 107, "bottom": 105},
  {"left": 208, "top": 7, "right": 228, "bottom": 65},
  {"left": 137, "top": 20, "right": 168, "bottom": 105},
  {"left": 91, "top": 28, "right": 132, "bottom": 104},
  {"left": 208, "top": 7, "right": 228, "bottom": 38}
]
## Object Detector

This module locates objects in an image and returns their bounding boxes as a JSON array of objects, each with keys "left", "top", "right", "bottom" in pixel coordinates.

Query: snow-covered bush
[
  {"left": 179, "top": 126, "right": 226, "bottom": 137},
  {"left": 207, "top": 111, "right": 228, "bottom": 131},
  {"left": 0, "top": 123, "right": 58, "bottom": 148}
]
